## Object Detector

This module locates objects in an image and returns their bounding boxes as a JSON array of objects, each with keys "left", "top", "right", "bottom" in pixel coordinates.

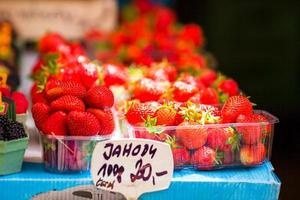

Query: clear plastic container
[
  {"left": 41, "top": 134, "right": 112, "bottom": 173},
  {"left": 125, "top": 110, "right": 278, "bottom": 170}
]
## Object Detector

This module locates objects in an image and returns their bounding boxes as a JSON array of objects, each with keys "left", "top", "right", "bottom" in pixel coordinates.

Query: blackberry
[
  {"left": 0, "top": 115, "right": 27, "bottom": 141},
  {"left": 5, "top": 122, "right": 26, "bottom": 140}
]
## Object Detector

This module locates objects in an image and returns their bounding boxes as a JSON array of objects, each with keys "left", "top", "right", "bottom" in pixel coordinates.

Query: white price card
[{"left": 91, "top": 138, "right": 174, "bottom": 200}]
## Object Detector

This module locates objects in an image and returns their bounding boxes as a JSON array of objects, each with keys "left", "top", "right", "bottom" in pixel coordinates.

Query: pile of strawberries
[
  {"left": 85, "top": 0, "right": 208, "bottom": 71},
  {"left": 31, "top": 34, "right": 115, "bottom": 137},
  {"left": 125, "top": 95, "right": 272, "bottom": 170}
]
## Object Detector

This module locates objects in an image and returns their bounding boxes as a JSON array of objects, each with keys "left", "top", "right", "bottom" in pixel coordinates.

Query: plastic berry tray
[
  {"left": 0, "top": 136, "right": 29, "bottom": 175},
  {"left": 124, "top": 110, "right": 278, "bottom": 170},
  {"left": 41, "top": 134, "right": 112, "bottom": 173}
]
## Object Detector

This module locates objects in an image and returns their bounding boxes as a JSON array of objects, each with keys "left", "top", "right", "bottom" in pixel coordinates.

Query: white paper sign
[
  {"left": 0, "top": 0, "right": 117, "bottom": 40},
  {"left": 91, "top": 139, "right": 174, "bottom": 200}
]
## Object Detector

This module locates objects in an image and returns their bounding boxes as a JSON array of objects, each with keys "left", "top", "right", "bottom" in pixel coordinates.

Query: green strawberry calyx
[
  {"left": 215, "top": 148, "right": 224, "bottom": 165},
  {"left": 144, "top": 115, "right": 164, "bottom": 135},
  {"left": 226, "top": 126, "right": 241, "bottom": 152}
]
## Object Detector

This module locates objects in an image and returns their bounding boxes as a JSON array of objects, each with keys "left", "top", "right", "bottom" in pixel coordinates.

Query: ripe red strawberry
[
  {"left": 207, "top": 128, "right": 232, "bottom": 151},
  {"left": 155, "top": 104, "right": 176, "bottom": 126},
  {"left": 240, "top": 143, "right": 266, "bottom": 165},
  {"left": 32, "top": 103, "right": 50, "bottom": 130},
  {"left": 133, "top": 122, "right": 158, "bottom": 140},
  {"left": 43, "top": 111, "right": 67, "bottom": 136},
  {"left": 218, "top": 79, "right": 239, "bottom": 96},
  {"left": 31, "top": 58, "right": 44, "bottom": 74},
  {"left": 175, "top": 121, "right": 208, "bottom": 150},
  {"left": 199, "top": 88, "right": 219, "bottom": 105},
  {"left": 236, "top": 114, "right": 262, "bottom": 145},
  {"left": 147, "top": 62, "right": 177, "bottom": 82},
  {"left": 133, "top": 78, "right": 165, "bottom": 102},
  {"left": 38, "top": 33, "right": 68, "bottom": 54},
  {"left": 67, "top": 111, "right": 100, "bottom": 136},
  {"left": 199, "top": 70, "right": 217, "bottom": 87},
  {"left": 103, "top": 64, "right": 127, "bottom": 87},
  {"left": 11, "top": 92, "right": 29, "bottom": 114},
  {"left": 172, "top": 147, "right": 190, "bottom": 168},
  {"left": 165, "top": 136, "right": 190, "bottom": 168},
  {"left": 85, "top": 85, "right": 114, "bottom": 108},
  {"left": 126, "top": 102, "right": 158, "bottom": 125},
  {"left": 87, "top": 108, "right": 115, "bottom": 135},
  {"left": 221, "top": 95, "right": 253, "bottom": 123},
  {"left": 50, "top": 95, "right": 85, "bottom": 112},
  {"left": 80, "top": 62, "right": 99, "bottom": 89},
  {"left": 179, "top": 23, "right": 204, "bottom": 47},
  {"left": 191, "top": 146, "right": 218, "bottom": 170},
  {"left": 31, "top": 84, "right": 48, "bottom": 104},
  {"left": 251, "top": 114, "right": 271, "bottom": 136},
  {"left": 46, "top": 80, "right": 87, "bottom": 100},
  {"left": 172, "top": 81, "right": 198, "bottom": 102}
]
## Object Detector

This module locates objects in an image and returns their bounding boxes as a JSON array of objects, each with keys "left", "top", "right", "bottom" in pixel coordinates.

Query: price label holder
[{"left": 91, "top": 138, "right": 174, "bottom": 200}]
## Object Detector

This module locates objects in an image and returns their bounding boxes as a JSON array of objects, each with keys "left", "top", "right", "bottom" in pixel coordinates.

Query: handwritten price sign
[{"left": 91, "top": 139, "right": 173, "bottom": 200}]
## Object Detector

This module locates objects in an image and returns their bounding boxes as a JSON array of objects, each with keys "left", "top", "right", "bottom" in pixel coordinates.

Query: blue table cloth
[{"left": 0, "top": 161, "right": 280, "bottom": 200}]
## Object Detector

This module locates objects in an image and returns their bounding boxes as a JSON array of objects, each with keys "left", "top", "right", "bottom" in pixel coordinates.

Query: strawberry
[
  {"left": 172, "top": 81, "right": 198, "bottom": 102},
  {"left": 11, "top": 91, "right": 29, "bottom": 114},
  {"left": 240, "top": 143, "right": 266, "bottom": 165},
  {"left": 103, "top": 64, "right": 127, "bottom": 87},
  {"left": 31, "top": 58, "right": 44, "bottom": 75},
  {"left": 221, "top": 95, "right": 253, "bottom": 123},
  {"left": 146, "top": 62, "right": 177, "bottom": 82},
  {"left": 191, "top": 146, "right": 220, "bottom": 170},
  {"left": 175, "top": 121, "right": 208, "bottom": 150},
  {"left": 179, "top": 23, "right": 204, "bottom": 47},
  {"left": 166, "top": 135, "right": 190, "bottom": 168},
  {"left": 87, "top": 108, "right": 115, "bottom": 135},
  {"left": 207, "top": 128, "right": 232, "bottom": 151},
  {"left": 31, "top": 103, "right": 50, "bottom": 130},
  {"left": 46, "top": 80, "right": 87, "bottom": 100},
  {"left": 67, "top": 111, "right": 100, "bottom": 136},
  {"left": 125, "top": 102, "right": 158, "bottom": 125},
  {"left": 80, "top": 62, "right": 99, "bottom": 89},
  {"left": 50, "top": 95, "right": 85, "bottom": 112},
  {"left": 155, "top": 104, "right": 176, "bottom": 126},
  {"left": 43, "top": 111, "right": 67, "bottom": 136},
  {"left": 31, "top": 84, "right": 48, "bottom": 104},
  {"left": 251, "top": 114, "right": 271, "bottom": 136},
  {"left": 85, "top": 85, "right": 114, "bottom": 108},
  {"left": 218, "top": 79, "right": 239, "bottom": 96},
  {"left": 38, "top": 33, "right": 68, "bottom": 54},
  {"left": 236, "top": 114, "right": 262, "bottom": 145},
  {"left": 132, "top": 78, "right": 165, "bottom": 102},
  {"left": 172, "top": 147, "right": 190, "bottom": 168},
  {"left": 199, "top": 70, "right": 217, "bottom": 87},
  {"left": 199, "top": 88, "right": 219, "bottom": 105}
]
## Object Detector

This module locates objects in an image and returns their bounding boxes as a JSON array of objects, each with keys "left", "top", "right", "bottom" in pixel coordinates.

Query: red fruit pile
[
  {"left": 1, "top": 86, "right": 29, "bottom": 114},
  {"left": 31, "top": 81, "right": 115, "bottom": 137},
  {"left": 125, "top": 95, "right": 272, "bottom": 170},
  {"left": 31, "top": 33, "right": 99, "bottom": 92}
]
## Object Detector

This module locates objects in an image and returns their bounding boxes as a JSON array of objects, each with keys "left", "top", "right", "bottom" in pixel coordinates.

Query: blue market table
[{"left": 0, "top": 161, "right": 280, "bottom": 200}]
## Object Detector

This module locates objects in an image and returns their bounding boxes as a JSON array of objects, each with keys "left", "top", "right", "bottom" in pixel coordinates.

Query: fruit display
[
  {"left": 30, "top": 34, "right": 116, "bottom": 173},
  {"left": 84, "top": 2, "right": 209, "bottom": 70},
  {"left": 123, "top": 95, "right": 278, "bottom": 170},
  {"left": 0, "top": 87, "right": 29, "bottom": 115}
]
